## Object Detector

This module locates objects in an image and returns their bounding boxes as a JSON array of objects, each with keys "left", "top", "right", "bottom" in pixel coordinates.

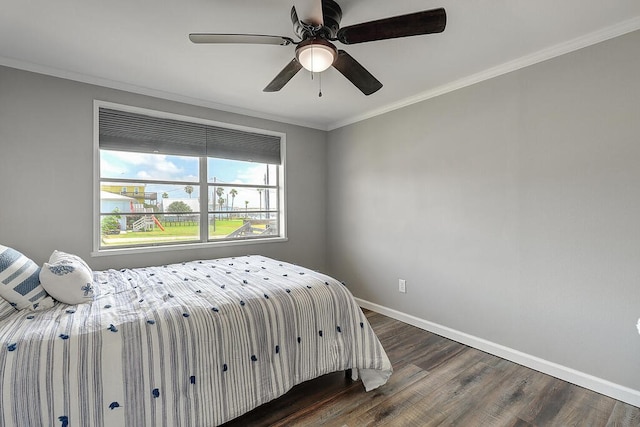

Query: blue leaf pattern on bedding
[
  {"left": 48, "top": 265, "right": 75, "bottom": 275},
  {"left": 152, "top": 388, "right": 160, "bottom": 398},
  {"left": 58, "top": 415, "right": 68, "bottom": 427},
  {"left": 109, "top": 402, "right": 120, "bottom": 410},
  {"left": 81, "top": 283, "right": 93, "bottom": 296},
  {"left": 7, "top": 343, "right": 17, "bottom": 352}
]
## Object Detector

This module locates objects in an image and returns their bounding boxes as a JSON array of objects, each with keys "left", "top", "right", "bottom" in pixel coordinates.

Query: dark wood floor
[{"left": 222, "top": 310, "right": 640, "bottom": 426}]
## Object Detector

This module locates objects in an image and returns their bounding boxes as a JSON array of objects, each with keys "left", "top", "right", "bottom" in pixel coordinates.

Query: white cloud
[
  {"left": 237, "top": 164, "right": 269, "bottom": 185},
  {"left": 100, "top": 157, "right": 128, "bottom": 176},
  {"left": 103, "top": 150, "right": 198, "bottom": 182}
]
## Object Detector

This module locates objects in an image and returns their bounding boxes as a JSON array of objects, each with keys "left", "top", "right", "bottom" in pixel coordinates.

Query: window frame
[{"left": 92, "top": 100, "right": 287, "bottom": 256}]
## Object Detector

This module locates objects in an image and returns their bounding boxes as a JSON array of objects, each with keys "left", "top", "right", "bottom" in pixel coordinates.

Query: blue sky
[{"left": 101, "top": 150, "right": 275, "bottom": 206}]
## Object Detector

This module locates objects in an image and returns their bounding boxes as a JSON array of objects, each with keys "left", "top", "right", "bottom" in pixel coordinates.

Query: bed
[{"left": 0, "top": 254, "right": 392, "bottom": 426}]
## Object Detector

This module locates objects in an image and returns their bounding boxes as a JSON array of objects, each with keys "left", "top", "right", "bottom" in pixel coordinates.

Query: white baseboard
[{"left": 356, "top": 298, "right": 640, "bottom": 408}]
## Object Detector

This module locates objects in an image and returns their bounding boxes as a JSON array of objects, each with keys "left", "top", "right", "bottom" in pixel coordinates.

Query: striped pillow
[{"left": 0, "top": 245, "right": 54, "bottom": 311}]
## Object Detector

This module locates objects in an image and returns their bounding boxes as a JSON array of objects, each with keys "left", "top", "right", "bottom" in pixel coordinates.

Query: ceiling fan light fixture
[{"left": 296, "top": 38, "right": 337, "bottom": 72}]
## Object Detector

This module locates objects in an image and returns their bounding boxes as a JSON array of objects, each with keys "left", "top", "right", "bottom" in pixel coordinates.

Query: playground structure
[
  {"left": 126, "top": 201, "right": 275, "bottom": 238},
  {"left": 225, "top": 219, "right": 277, "bottom": 238},
  {"left": 130, "top": 202, "right": 165, "bottom": 232}
]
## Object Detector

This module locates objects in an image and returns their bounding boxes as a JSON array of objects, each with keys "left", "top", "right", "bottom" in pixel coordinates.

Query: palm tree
[
  {"left": 229, "top": 189, "right": 238, "bottom": 218},
  {"left": 245, "top": 200, "right": 249, "bottom": 218},
  {"left": 215, "top": 187, "right": 224, "bottom": 219},
  {"left": 218, "top": 197, "right": 225, "bottom": 214},
  {"left": 216, "top": 187, "right": 224, "bottom": 199},
  {"left": 184, "top": 185, "right": 193, "bottom": 198},
  {"left": 162, "top": 192, "right": 169, "bottom": 199}
]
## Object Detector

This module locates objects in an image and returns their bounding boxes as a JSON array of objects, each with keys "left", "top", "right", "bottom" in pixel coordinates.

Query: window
[{"left": 95, "top": 103, "right": 285, "bottom": 252}]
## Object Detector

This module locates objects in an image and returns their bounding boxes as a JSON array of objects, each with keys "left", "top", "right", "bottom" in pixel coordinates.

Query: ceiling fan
[{"left": 189, "top": 0, "right": 446, "bottom": 96}]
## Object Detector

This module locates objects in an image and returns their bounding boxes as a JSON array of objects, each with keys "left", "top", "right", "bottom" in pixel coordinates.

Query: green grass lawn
[{"left": 102, "top": 218, "right": 250, "bottom": 247}]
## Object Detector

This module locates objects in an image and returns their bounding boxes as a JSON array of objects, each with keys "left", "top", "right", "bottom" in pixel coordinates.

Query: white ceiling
[{"left": 2, "top": 1, "right": 639, "bottom": 130}]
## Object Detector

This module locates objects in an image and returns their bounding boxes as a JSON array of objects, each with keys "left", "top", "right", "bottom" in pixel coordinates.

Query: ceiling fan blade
[
  {"left": 293, "top": 0, "right": 324, "bottom": 26},
  {"left": 291, "top": 5, "right": 308, "bottom": 39},
  {"left": 336, "top": 7, "right": 446, "bottom": 45},
  {"left": 189, "top": 33, "right": 294, "bottom": 46},
  {"left": 332, "top": 50, "right": 382, "bottom": 96},
  {"left": 321, "top": 0, "right": 342, "bottom": 38},
  {"left": 263, "top": 58, "right": 303, "bottom": 92}
]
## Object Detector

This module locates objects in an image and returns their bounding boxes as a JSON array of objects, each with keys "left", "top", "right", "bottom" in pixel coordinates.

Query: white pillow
[
  {"left": 39, "top": 250, "right": 95, "bottom": 305},
  {"left": 0, "top": 244, "right": 55, "bottom": 311}
]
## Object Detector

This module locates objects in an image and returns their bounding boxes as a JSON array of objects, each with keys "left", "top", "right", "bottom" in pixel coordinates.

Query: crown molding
[
  {"left": 0, "top": 56, "right": 328, "bottom": 131},
  {"left": 2, "top": 16, "right": 639, "bottom": 133},
  {"left": 328, "top": 17, "right": 640, "bottom": 131}
]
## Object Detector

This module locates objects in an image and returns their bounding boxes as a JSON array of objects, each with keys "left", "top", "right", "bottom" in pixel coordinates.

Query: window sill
[{"left": 91, "top": 236, "right": 288, "bottom": 257}]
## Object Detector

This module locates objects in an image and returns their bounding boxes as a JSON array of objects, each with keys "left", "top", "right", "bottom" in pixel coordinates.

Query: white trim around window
[{"left": 92, "top": 100, "right": 287, "bottom": 256}]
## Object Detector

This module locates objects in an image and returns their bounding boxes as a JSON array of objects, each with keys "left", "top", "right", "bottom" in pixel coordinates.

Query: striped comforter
[{"left": 0, "top": 255, "right": 392, "bottom": 426}]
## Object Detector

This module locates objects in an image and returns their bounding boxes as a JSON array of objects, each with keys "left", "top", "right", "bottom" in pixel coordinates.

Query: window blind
[{"left": 99, "top": 108, "right": 281, "bottom": 164}]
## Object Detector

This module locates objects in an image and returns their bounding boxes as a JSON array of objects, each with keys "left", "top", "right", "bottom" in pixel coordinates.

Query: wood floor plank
[
  {"left": 550, "top": 385, "right": 616, "bottom": 426},
  {"left": 607, "top": 401, "right": 640, "bottom": 426},
  {"left": 353, "top": 350, "right": 507, "bottom": 426},
  {"left": 439, "top": 360, "right": 531, "bottom": 425},
  {"left": 220, "top": 371, "right": 359, "bottom": 426},
  {"left": 221, "top": 310, "right": 640, "bottom": 426},
  {"left": 271, "top": 363, "right": 429, "bottom": 427}
]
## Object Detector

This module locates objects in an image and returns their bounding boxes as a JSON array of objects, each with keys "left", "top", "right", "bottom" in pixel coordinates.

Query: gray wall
[
  {"left": 326, "top": 30, "right": 640, "bottom": 391},
  {"left": 0, "top": 66, "right": 327, "bottom": 271}
]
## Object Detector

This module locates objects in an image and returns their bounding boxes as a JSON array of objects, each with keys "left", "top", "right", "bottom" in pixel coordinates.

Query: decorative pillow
[
  {"left": 0, "top": 244, "right": 55, "bottom": 311},
  {"left": 39, "top": 250, "right": 95, "bottom": 305}
]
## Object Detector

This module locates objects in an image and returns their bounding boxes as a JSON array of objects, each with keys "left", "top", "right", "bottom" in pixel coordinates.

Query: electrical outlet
[{"left": 398, "top": 279, "right": 406, "bottom": 293}]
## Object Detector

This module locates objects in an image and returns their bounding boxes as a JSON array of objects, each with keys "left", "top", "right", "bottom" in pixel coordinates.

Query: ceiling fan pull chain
[
  {"left": 310, "top": 47, "right": 315, "bottom": 80},
  {"left": 319, "top": 72, "right": 323, "bottom": 97}
]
